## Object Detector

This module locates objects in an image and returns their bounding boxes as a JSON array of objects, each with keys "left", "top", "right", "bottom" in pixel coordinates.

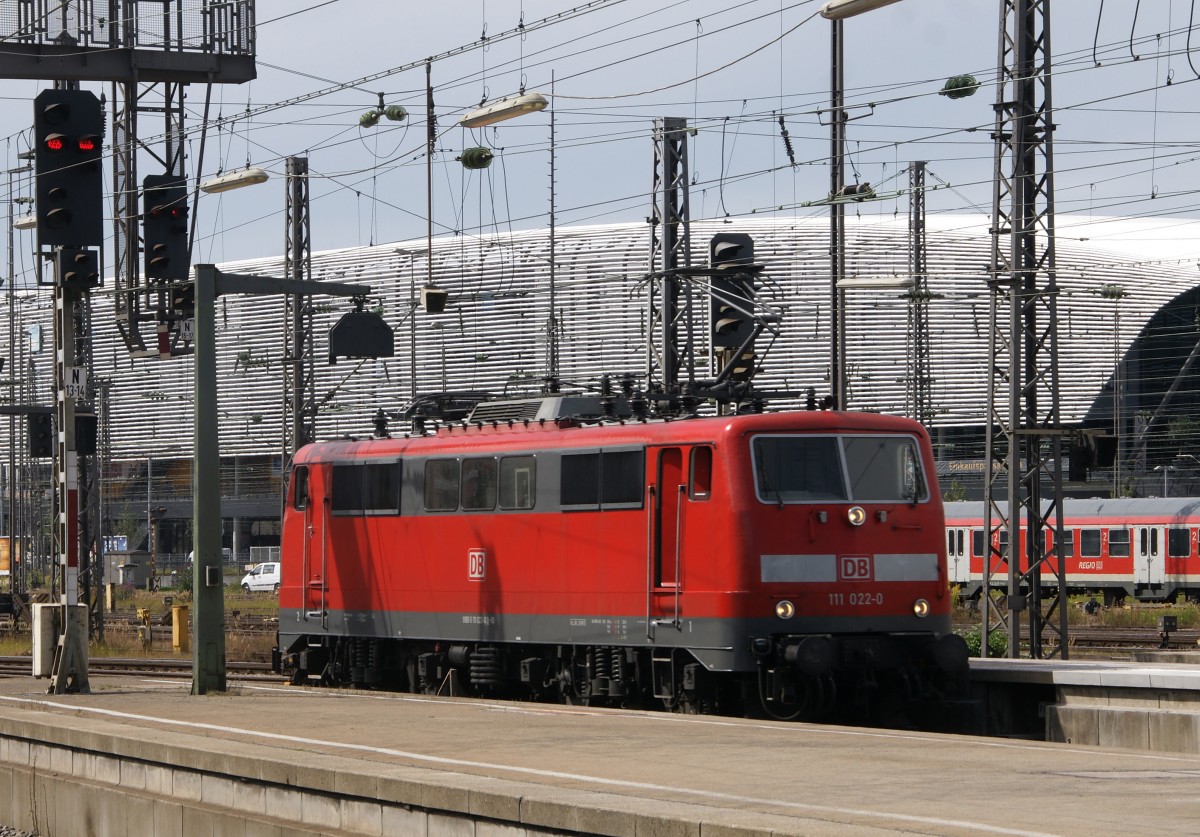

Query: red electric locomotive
[{"left": 274, "top": 396, "right": 968, "bottom": 722}]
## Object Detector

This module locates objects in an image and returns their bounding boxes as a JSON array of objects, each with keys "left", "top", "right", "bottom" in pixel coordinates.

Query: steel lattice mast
[
  {"left": 282, "top": 156, "right": 314, "bottom": 467},
  {"left": 646, "top": 117, "right": 694, "bottom": 406},
  {"left": 906, "top": 160, "right": 932, "bottom": 427},
  {"left": 983, "top": 0, "right": 1068, "bottom": 660}
]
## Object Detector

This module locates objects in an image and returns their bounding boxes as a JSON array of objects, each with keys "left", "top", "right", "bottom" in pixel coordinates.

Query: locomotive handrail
[
  {"left": 670, "top": 483, "right": 684, "bottom": 629},
  {"left": 646, "top": 484, "right": 656, "bottom": 641}
]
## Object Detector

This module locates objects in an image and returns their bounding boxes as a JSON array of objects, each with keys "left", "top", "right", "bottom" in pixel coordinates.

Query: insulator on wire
[
  {"left": 777, "top": 115, "right": 796, "bottom": 166},
  {"left": 939, "top": 74, "right": 979, "bottom": 100},
  {"left": 360, "top": 110, "right": 381, "bottom": 128},
  {"left": 459, "top": 147, "right": 494, "bottom": 169},
  {"left": 382, "top": 105, "right": 407, "bottom": 122}
]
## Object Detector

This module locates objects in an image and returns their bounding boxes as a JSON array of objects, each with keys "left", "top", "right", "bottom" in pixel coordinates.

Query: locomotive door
[
  {"left": 1134, "top": 525, "right": 1165, "bottom": 587},
  {"left": 303, "top": 464, "right": 329, "bottom": 625},
  {"left": 648, "top": 445, "right": 710, "bottom": 634}
]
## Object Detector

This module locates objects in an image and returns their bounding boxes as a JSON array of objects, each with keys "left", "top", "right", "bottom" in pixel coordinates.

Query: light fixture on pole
[
  {"left": 199, "top": 166, "right": 269, "bottom": 194},
  {"left": 459, "top": 91, "right": 548, "bottom": 129},
  {"left": 837, "top": 275, "right": 914, "bottom": 290},
  {"left": 821, "top": 0, "right": 906, "bottom": 410},
  {"left": 12, "top": 213, "right": 36, "bottom": 230},
  {"left": 820, "top": 0, "right": 904, "bottom": 19}
]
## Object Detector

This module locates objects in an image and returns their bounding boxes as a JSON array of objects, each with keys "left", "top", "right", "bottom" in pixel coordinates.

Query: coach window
[
  {"left": 1057, "top": 528, "right": 1075, "bottom": 559},
  {"left": 1168, "top": 527, "right": 1190, "bottom": 558},
  {"left": 690, "top": 447, "right": 713, "bottom": 500},
  {"left": 293, "top": 466, "right": 309, "bottom": 511},
  {"left": 1109, "top": 527, "right": 1131, "bottom": 558},
  {"left": 424, "top": 459, "right": 460, "bottom": 512},
  {"left": 997, "top": 529, "right": 1009, "bottom": 559},
  {"left": 331, "top": 464, "right": 364, "bottom": 515},
  {"left": 363, "top": 462, "right": 401, "bottom": 515},
  {"left": 462, "top": 457, "right": 498, "bottom": 511},
  {"left": 1079, "top": 528, "right": 1102, "bottom": 558},
  {"left": 971, "top": 529, "right": 985, "bottom": 559},
  {"left": 499, "top": 456, "right": 536, "bottom": 510}
]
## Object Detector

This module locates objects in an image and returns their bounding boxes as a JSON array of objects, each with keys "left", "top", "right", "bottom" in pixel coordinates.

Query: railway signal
[
  {"left": 709, "top": 233, "right": 760, "bottom": 381},
  {"left": 55, "top": 247, "right": 100, "bottom": 291},
  {"left": 143, "top": 174, "right": 190, "bottom": 280},
  {"left": 33, "top": 89, "right": 104, "bottom": 248}
]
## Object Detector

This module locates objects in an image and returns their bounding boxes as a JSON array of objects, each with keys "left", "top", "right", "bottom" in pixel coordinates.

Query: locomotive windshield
[{"left": 752, "top": 434, "right": 928, "bottom": 504}]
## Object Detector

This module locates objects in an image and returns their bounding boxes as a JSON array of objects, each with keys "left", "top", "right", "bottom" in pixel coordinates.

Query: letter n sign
[
  {"left": 838, "top": 555, "right": 873, "bottom": 581},
  {"left": 468, "top": 548, "right": 486, "bottom": 581}
]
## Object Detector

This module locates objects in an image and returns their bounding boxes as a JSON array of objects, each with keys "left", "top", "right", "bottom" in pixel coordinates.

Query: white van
[{"left": 240, "top": 561, "right": 281, "bottom": 593}]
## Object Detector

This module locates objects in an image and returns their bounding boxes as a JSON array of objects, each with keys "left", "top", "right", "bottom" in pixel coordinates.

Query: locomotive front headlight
[
  {"left": 775, "top": 600, "right": 796, "bottom": 620},
  {"left": 847, "top": 506, "right": 867, "bottom": 526},
  {"left": 913, "top": 598, "right": 931, "bottom": 618}
]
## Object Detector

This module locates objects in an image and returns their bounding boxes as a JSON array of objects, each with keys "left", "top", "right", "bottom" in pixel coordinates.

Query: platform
[
  {"left": 969, "top": 657, "right": 1200, "bottom": 752},
  {"left": 0, "top": 672, "right": 1197, "bottom": 836}
]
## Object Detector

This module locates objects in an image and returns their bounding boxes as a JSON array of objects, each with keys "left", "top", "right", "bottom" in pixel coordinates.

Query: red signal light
[
  {"left": 77, "top": 136, "right": 97, "bottom": 152},
  {"left": 45, "top": 135, "right": 64, "bottom": 152}
]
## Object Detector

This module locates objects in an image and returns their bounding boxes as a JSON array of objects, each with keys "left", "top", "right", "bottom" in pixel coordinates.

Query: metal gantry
[
  {"left": 646, "top": 117, "right": 694, "bottom": 405},
  {"left": 983, "top": 0, "right": 1068, "bottom": 660}
]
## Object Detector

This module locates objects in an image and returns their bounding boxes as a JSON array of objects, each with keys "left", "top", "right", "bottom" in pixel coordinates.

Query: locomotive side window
[
  {"left": 331, "top": 464, "right": 364, "bottom": 514},
  {"left": 561, "top": 448, "right": 645, "bottom": 509},
  {"left": 425, "top": 459, "right": 460, "bottom": 512},
  {"left": 1168, "top": 527, "right": 1190, "bottom": 557},
  {"left": 1079, "top": 528, "right": 1102, "bottom": 558},
  {"left": 602, "top": 449, "right": 643, "bottom": 506},
  {"left": 690, "top": 447, "right": 713, "bottom": 500},
  {"left": 363, "top": 462, "right": 401, "bottom": 515},
  {"left": 462, "top": 458, "right": 498, "bottom": 511},
  {"left": 293, "top": 466, "right": 309, "bottom": 511},
  {"left": 561, "top": 452, "right": 600, "bottom": 507},
  {"left": 499, "top": 456, "right": 536, "bottom": 510},
  {"left": 1109, "top": 528, "right": 1130, "bottom": 558}
]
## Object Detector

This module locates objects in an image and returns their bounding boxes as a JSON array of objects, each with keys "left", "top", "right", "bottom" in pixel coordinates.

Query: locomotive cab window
[
  {"left": 424, "top": 459, "right": 460, "bottom": 512},
  {"left": 752, "top": 437, "right": 846, "bottom": 502},
  {"left": 751, "top": 434, "right": 927, "bottom": 504},
  {"left": 690, "top": 447, "right": 713, "bottom": 500},
  {"left": 292, "top": 466, "right": 309, "bottom": 511}
]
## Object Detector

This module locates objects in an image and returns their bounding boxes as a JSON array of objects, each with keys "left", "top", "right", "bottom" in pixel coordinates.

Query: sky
[{"left": 5, "top": 0, "right": 1200, "bottom": 277}]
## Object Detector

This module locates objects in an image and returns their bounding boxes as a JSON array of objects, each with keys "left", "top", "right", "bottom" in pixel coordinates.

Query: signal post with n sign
[{"left": 33, "top": 87, "right": 105, "bottom": 695}]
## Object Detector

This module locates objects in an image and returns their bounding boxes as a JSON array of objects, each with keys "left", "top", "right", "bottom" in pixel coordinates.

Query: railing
[{"left": 0, "top": 0, "right": 254, "bottom": 55}]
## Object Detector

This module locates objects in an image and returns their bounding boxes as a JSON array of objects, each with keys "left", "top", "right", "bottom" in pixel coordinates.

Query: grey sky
[{"left": 5, "top": 0, "right": 1200, "bottom": 273}]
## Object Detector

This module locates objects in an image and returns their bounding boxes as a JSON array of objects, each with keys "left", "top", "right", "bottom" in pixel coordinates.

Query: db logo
[
  {"left": 838, "top": 555, "right": 873, "bottom": 581},
  {"left": 468, "top": 549, "right": 487, "bottom": 581}
]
